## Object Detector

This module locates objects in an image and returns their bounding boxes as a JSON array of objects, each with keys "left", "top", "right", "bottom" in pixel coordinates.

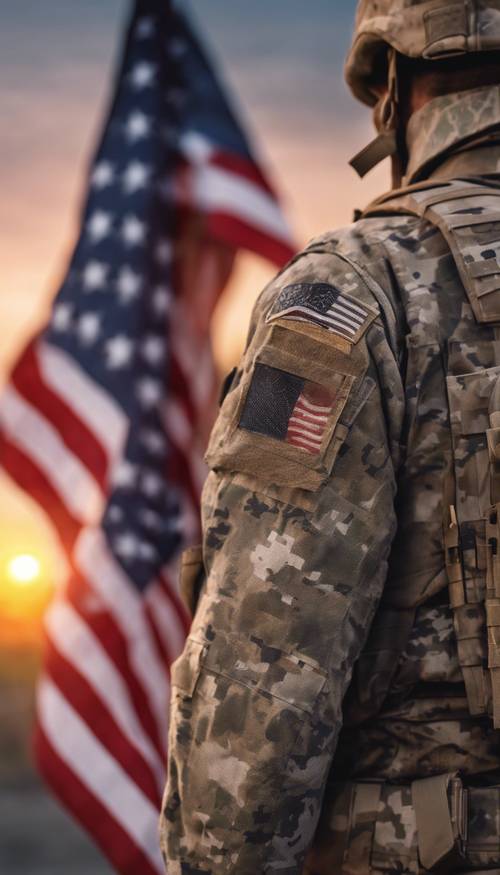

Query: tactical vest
[{"left": 351, "top": 176, "right": 500, "bottom": 731}]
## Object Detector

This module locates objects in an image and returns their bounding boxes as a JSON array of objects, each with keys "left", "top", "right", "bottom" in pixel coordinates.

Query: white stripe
[
  {"left": 46, "top": 600, "right": 165, "bottom": 790},
  {"left": 337, "top": 294, "right": 368, "bottom": 317},
  {"left": 38, "top": 342, "right": 128, "bottom": 463},
  {"left": 330, "top": 301, "right": 365, "bottom": 324},
  {"left": 145, "top": 581, "right": 186, "bottom": 662},
  {"left": 38, "top": 678, "right": 164, "bottom": 872},
  {"left": 275, "top": 306, "right": 357, "bottom": 335},
  {"left": 178, "top": 162, "right": 292, "bottom": 245},
  {"left": 288, "top": 434, "right": 322, "bottom": 451},
  {"left": 75, "top": 528, "right": 169, "bottom": 745},
  {"left": 288, "top": 416, "right": 324, "bottom": 432},
  {"left": 326, "top": 307, "right": 362, "bottom": 330},
  {"left": 287, "top": 425, "right": 323, "bottom": 443},
  {"left": 0, "top": 385, "right": 102, "bottom": 523},
  {"left": 295, "top": 397, "right": 330, "bottom": 414}
]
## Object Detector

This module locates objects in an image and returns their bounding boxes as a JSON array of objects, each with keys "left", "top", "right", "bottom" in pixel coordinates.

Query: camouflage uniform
[{"left": 161, "top": 4, "right": 500, "bottom": 874}]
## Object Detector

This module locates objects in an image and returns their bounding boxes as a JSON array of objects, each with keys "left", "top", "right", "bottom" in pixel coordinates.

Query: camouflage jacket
[{"left": 161, "top": 85, "right": 500, "bottom": 874}]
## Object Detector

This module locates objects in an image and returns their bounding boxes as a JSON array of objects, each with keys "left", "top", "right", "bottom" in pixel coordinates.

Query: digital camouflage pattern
[
  {"left": 345, "top": 0, "right": 500, "bottom": 107},
  {"left": 161, "top": 87, "right": 500, "bottom": 874}
]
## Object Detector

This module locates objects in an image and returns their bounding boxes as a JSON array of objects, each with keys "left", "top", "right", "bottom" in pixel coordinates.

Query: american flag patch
[
  {"left": 239, "top": 363, "right": 339, "bottom": 456},
  {"left": 267, "top": 282, "right": 373, "bottom": 342}
]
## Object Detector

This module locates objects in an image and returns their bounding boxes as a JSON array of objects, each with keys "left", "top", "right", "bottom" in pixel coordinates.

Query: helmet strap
[{"left": 349, "top": 47, "right": 403, "bottom": 184}]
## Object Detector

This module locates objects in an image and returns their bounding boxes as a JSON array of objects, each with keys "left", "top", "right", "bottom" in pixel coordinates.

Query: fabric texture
[{"left": 161, "top": 85, "right": 500, "bottom": 874}]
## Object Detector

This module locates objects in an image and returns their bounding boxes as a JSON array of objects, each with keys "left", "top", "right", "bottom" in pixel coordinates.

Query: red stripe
[
  {"left": 207, "top": 212, "right": 294, "bottom": 267},
  {"left": 0, "top": 432, "right": 80, "bottom": 550},
  {"left": 286, "top": 436, "right": 319, "bottom": 455},
  {"left": 34, "top": 724, "right": 162, "bottom": 875},
  {"left": 168, "top": 354, "right": 197, "bottom": 425},
  {"left": 11, "top": 342, "right": 109, "bottom": 489},
  {"left": 209, "top": 149, "right": 274, "bottom": 194},
  {"left": 44, "top": 637, "right": 161, "bottom": 805},
  {"left": 67, "top": 574, "right": 167, "bottom": 759}
]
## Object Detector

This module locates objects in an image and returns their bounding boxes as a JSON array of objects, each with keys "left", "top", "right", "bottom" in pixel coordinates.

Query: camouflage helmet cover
[{"left": 346, "top": 0, "right": 500, "bottom": 107}]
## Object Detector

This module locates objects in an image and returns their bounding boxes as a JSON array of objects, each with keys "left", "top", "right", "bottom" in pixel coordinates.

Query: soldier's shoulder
[{"left": 256, "top": 218, "right": 410, "bottom": 351}]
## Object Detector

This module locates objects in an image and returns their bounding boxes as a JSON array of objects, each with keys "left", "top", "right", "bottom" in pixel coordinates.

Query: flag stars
[
  {"left": 114, "top": 532, "right": 140, "bottom": 560},
  {"left": 87, "top": 210, "right": 113, "bottom": 242},
  {"left": 152, "top": 286, "right": 171, "bottom": 315},
  {"left": 155, "top": 240, "right": 172, "bottom": 264},
  {"left": 141, "top": 429, "right": 166, "bottom": 456},
  {"left": 125, "top": 111, "right": 151, "bottom": 142},
  {"left": 141, "top": 335, "right": 165, "bottom": 367},
  {"left": 168, "top": 37, "right": 188, "bottom": 59},
  {"left": 113, "top": 460, "right": 137, "bottom": 488},
  {"left": 105, "top": 334, "right": 134, "bottom": 369},
  {"left": 116, "top": 266, "right": 141, "bottom": 303},
  {"left": 138, "top": 541, "right": 158, "bottom": 561},
  {"left": 121, "top": 214, "right": 146, "bottom": 247},
  {"left": 139, "top": 508, "right": 163, "bottom": 531},
  {"left": 91, "top": 161, "right": 115, "bottom": 188},
  {"left": 136, "top": 377, "right": 162, "bottom": 408},
  {"left": 130, "top": 61, "right": 156, "bottom": 89},
  {"left": 107, "top": 505, "right": 124, "bottom": 523},
  {"left": 135, "top": 16, "right": 155, "bottom": 39},
  {"left": 82, "top": 260, "right": 109, "bottom": 291},
  {"left": 141, "top": 470, "right": 164, "bottom": 497},
  {"left": 52, "top": 303, "right": 73, "bottom": 332},
  {"left": 77, "top": 312, "right": 101, "bottom": 345},
  {"left": 122, "top": 161, "right": 150, "bottom": 193}
]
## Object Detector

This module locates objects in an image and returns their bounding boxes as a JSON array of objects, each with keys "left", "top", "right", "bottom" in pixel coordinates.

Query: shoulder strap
[{"left": 363, "top": 177, "right": 500, "bottom": 324}]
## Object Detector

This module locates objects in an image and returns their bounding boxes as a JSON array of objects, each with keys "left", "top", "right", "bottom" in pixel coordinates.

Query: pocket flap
[{"left": 170, "top": 637, "right": 207, "bottom": 696}]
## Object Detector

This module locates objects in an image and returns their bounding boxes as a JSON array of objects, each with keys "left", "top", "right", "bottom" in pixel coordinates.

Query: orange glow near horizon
[{"left": 1, "top": 551, "right": 53, "bottom": 623}]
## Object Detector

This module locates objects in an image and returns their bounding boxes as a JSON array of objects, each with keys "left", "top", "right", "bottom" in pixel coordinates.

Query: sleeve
[{"left": 160, "top": 251, "right": 404, "bottom": 875}]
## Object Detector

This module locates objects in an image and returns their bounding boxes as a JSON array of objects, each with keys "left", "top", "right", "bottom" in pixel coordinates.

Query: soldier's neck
[{"left": 403, "top": 84, "right": 500, "bottom": 186}]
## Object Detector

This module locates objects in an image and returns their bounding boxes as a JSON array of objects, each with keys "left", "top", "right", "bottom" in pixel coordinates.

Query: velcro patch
[
  {"left": 266, "top": 282, "right": 375, "bottom": 343},
  {"left": 239, "top": 363, "right": 340, "bottom": 456}
]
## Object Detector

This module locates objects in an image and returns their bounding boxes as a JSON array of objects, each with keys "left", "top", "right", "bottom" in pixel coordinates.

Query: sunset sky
[{"left": 0, "top": 0, "right": 390, "bottom": 609}]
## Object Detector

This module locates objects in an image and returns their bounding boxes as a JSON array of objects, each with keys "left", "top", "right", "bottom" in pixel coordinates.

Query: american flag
[
  {"left": 267, "top": 281, "right": 372, "bottom": 342},
  {"left": 0, "top": 2, "right": 294, "bottom": 873}
]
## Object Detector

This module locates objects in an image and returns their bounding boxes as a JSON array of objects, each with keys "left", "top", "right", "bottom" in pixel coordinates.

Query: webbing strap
[
  {"left": 341, "top": 782, "right": 382, "bottom": 875},
  {"left": 363, "top": 178, "right": 500, "bottom": 325}
]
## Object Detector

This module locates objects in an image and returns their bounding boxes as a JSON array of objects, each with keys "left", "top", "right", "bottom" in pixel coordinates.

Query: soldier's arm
[{"left": 161, "top": 250, "right": 404, "bottom": 874}]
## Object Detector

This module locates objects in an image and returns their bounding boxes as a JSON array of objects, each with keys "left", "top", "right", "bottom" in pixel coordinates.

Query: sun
[{"left": 7, "top": 553, "right": 41, "bottom": 586}]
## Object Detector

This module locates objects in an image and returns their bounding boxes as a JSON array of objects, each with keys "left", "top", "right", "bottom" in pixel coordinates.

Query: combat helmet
[{"left": 346, "top": 0, "right": 500, "bottom": 177}]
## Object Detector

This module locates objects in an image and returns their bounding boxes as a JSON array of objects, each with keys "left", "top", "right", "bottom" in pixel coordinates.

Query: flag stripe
[
  {"left": 12, "top": 342, "right": 109, "bottom": 490},
  {"left": 180, "top": 162, "right": 292, "bottom": 245},
  {"left": 66, "top": 575, "right": 168, "bottom": 760},
  {"left": 36, "top": 680, "right": 164, "bottom": 873},
  {"left": 75, "top": 529, "right": 170, "bottom": 742},
  {"left": 46, "top": 600, "right": 165, "bottom": 789},
  {"left": 44, "top": 639, "right": 162, "bottom": 804},
  {"left": 38, "top": 342, "right": 128, "bottom": 463},
  {"left": 0, "top": 435, "right": 81, "bottom": 547},
  {"left": 0, "top": 385, "right": 102, "bottom": 524},
  {"left": 208, "top": 211, "right": 294, "bottom": 266},
  {"left": 0, "top": 5, "right": 296, "bottom": 873}
]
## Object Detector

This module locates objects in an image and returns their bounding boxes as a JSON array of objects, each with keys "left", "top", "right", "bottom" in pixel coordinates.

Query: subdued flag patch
[
  {"left": 239, "top": 363, "right": 339, "bottom": 456},
  {"left": 267, "top": 282, "right": 374, "bottom": 343}
]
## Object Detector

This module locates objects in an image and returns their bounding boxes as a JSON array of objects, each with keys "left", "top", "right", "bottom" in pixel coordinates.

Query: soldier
[{"left": 161, "top": 2, "right": 500, "bottom": 873}]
